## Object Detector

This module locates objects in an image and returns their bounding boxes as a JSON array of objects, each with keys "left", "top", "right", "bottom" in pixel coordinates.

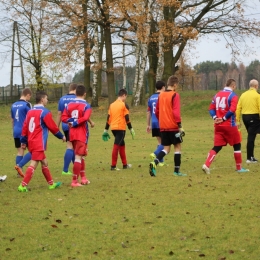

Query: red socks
[
  {"left": 205, "top": 150, "right": 217, "bottom": 168},
  {"left": 112, "top": 144, "right": 119, "bottom": 167},
  {"left": 22, "top": 166, "right": 35, "bottom": 186},
  {"left": 42, "top": 166, "right": 54, "bottom": 185},
  {"left": 234, "top": 151, "right": 242, "bottom": 170},
  {"left": 72, "top": 160, "right": 81, "bottom": 182},
  {"left": 119, "top": 145, "right": 127, "bottom": 165}
]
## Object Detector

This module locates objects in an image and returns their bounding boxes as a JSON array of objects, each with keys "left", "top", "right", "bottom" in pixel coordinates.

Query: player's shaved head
[
  {"left": 36, "top": 91, "right": 47, "bottom": 104},
  {"left": 249, "top": 79, "right": 259, "bottom": 88},
  {"left": 76, "top": 84, "right": 86, "bottom": 96}
]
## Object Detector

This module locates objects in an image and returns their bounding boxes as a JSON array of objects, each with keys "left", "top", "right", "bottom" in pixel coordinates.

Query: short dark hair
[
  {"left": 167, "top": 76, "right": 179, "bottom": 87},
  {"left": 118, "top": 88, "right": 127, "bottom": 97},
  {"left": 36, "top": 91, "right": 47, "bottom": 104},
  {"left": 226, "top": 78, "right": 236, "bottom": 87},
  {"left": 69, "top": 83, "right": 77, "bottom": 91},
  {"left": 156, "top": 81, "right": 165, "bottom": 90},
  {"left": 76, "top": 84, "right": 86, "bottom": 96},
  {"left": 22, "top": 88, "right": 32, "bottom": 96}
]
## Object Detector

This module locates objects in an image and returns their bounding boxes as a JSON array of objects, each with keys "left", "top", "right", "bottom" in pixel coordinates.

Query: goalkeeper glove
[
  {"left": 102, "top": 130, "right": 110, "bottom": 141},
  {"left": 130, "top": 128, "right": 135, "bottom": 139},
  {"left": 179, "top": 128, "right": 185, "bottom": 137}
]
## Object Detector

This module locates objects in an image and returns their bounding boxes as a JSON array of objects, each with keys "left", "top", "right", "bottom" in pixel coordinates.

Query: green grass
[{"left": 1, "top": 91, "right": 260, "bottom": 259}]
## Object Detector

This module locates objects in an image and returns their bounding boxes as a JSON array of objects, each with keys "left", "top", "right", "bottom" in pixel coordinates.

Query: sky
[{"left": 1, "top": 0, "right": 260, "bottom": 87}]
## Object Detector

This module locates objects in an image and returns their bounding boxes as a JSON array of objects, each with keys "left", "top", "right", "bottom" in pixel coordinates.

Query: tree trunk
[
  {"left": 82, "top": 0, "right": 92, "bottom": 97},
  {"left": 156, "top": 6, "right": 164, "bottom": 82},
  {"left": 103, "top": 8, "right": 115, "bottom": 104},
  {"left": 91, "top": 23, "right": 99, "bottom": 107},
  {"left": 97, "top": 25, "right": 104, "bottom": 97}
]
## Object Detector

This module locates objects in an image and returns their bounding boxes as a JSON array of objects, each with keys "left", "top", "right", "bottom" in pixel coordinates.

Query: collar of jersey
[
  {"left": 34, "top": 104, "right": 44, "bottom": 107},
  {"left": 223, "top": 87, "right": 232, "bottom": 91}
]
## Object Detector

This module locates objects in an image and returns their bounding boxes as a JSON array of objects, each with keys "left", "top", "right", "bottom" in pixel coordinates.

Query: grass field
[{"left": 1, "top": 91, "right": 260, "bottom": 260}]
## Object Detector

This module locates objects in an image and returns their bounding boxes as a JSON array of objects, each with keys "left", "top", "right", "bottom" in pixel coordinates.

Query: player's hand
[
  {"left": 90, "top": 121, "right": 95, "bottom": 128},
  {"left": 69, "top": 120, "right": 78, "bottom": 128},
  {"left": 146, "top": 126, "right": 151, "bottom": 133},
  {"left": 21, "top": 143, "right": 26, "bottom": 149},
  {"left": 62, "top": 136, "right": 66, "bottom": 142},
  {"left": 102, "top": 130, "right": 110, "bottom": 141},
  {"left": 214, "top": 117, "right": 223, "bottom": 124},
  {"left": 237, "top": 122, "right": 241, "bottom": 128},
  {"left": 179, "top": 128, "right": 185, "bottom": 137},
  {"left": 130, "top": 128, "right": 135, "bottom": 139}
]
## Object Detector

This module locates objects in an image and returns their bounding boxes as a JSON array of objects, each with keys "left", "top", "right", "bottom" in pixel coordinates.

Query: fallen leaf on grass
[
  {"left": 56, "top": 219, "right": 62, "bottom": 223},
  {"left": 199, "top": 254, "right": 205, "bottom": 257},
  {"left": 169, "top": 251, "right": 174, "bottom": 255},
  {"left": 6, "top": 248, "right": 11, "bottom": 251},
  {"left": 10, "top": 238, "right": 15, "bottom": 242},
  {"left": 51, "top": 225, "right": 58, "bottom": 228},
  {"left": 229, "top": 250, "right": 234, "bottom": 254}
]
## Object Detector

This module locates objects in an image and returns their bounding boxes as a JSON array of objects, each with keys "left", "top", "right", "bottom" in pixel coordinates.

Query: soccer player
[
  {"left": 202, "top": 78, "right": 249, "bottom": 174},
  {"left": 147, "top": 81, "right": 166, "bottom": 166},
  {"left": 11, "top": 87, "right": 32, "bottom": 177},
  {"left": 61, "top": 85, "right": 92, "bottom": 187},
  {"left": 57, "top": 83, "right": 77, "bottom": 175},
  {"left": 102, "top": 88, "right": 135, "bottom": 170},
  {"left": 18, "top": 91, "right": 65, "bottom": 192},
  {"left": 149, "top": 76, "right": 186, "bottom": 177},
  {"left": 236, "top": 79, "right": 260, "bottom": 163}
]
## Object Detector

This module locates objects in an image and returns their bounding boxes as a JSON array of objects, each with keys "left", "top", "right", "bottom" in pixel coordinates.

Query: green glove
[
  {"left": 130, "top": 128, "right": 135, "bottom": 139},
  {"left": 102, "top": 130, "right": 110, "bottom": 141},
  {"left": 179, "top": 128, "right": 185, "bottom": 137}
]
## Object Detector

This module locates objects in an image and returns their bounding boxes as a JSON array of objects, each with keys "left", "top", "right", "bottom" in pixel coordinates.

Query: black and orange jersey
[
  {"left": 155, "top": 90, "right": 181, "bottom": 131},
  {"left": 107, "top": 99, "right": 130, "bottom": 130}
]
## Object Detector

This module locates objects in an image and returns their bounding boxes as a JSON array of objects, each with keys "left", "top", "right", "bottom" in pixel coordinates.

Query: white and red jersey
[
  {"left": 21, "top": 105, "right": 63, "bottom": 152},
  {"left": 61, "top": 99, "right": 92, "bottom": 143},
  {"left": 209, "top": 87, "right": 238, "bottom": 127}
]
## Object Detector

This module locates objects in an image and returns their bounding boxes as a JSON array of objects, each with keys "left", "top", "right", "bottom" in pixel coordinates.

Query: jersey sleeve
[
  {"left": 209, "top": 96, "right": 217, "bottom": 118},
  {"left": 172, "top": 93, "right": 181, "bottom": 124},
  {"left": 43, "top": 112, "right": 63, "bottom": 139},
  {"left": 224, "top": 94, "right": 237, "bottom": 120}
]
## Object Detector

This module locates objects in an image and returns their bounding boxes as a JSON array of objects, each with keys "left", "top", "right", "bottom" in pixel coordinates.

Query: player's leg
[
  {"left": 233, "top": 143, "right": 249, "bottom": 172},
  {"left": 149, "top": 132, "right": 171, "bottom": 177},
  {"left": 18, "top": 159, "right": 38, "bottom": 192},
  {"left": 76, "top": 142, "right": 90, "bottom": 185},
  {"left": 62, "top": 131, "right": 74, "bottom": 175},
  {"left": 14, "top": 138, "right": 25, "bottom": 177},
  {"left": 111, "top": 130, "right": 120, "bottom": 170},
  {"left": 202, "top": 126, "right": 225, "bottom": 174},
  {"left": 116, "top": 130, "right": 131, "bottom": 169},
  {"left": 246, "top": 123, "right": 258, "bottom": 162},
  {"left": 16, "top": 152, "right": 32, "bottom": 169},
  {"left": 72, "top": 154, "right": 83, "bottom": 187}
]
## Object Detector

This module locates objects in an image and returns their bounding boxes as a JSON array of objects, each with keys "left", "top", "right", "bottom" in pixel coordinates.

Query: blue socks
[
  {"left": 16, "top": 155, "right": 23, "bottom": 165},
  {"left": 154, "top": 145, "right": 164, "bottom": 162},
  {"left": 63, "top": 149, "right": 74, "bottom": 172},
  {"left": 17, "top": 153, "right": 31, "bottom": 168}
]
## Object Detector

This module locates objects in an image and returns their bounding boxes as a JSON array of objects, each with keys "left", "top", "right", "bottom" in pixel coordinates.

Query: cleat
[
  {"left": 123, "top": 164, "right": 132, "bottom": 169},
  {"left": 202, "top": 164, "right": 210, "bottom": 174},
  {"left": 18, "top": 184, "right": 28, "bottom": 192},
  {"left": 111, "top": 166, "right": 120, "bottom": 171},
  {"left": 173, "top": 172, "right": 187, "bottom": 177},
  {"left": 149, "top": 162, "right": 156, "bottom": 177},
  {"left": 150, "top": 153, "right": 156, "bottom": 160},
  {"left": 246, "top": 157, "right": 258, "bottom": 164},
  {"left": 15, "top": 165, "right": 24, "bottom": 178},
  {"left": 71, "top": 182, "right": 82, "bottom": 187},
  {"left": 0, "top": 175, "right": 7, "bottom": 182},
  {"left": 62, "top": 171, "right": 72, "bottom": 175},
  {"left": 49, "top": 182, "right": 62, "bottom": 190},
  {"left": 236, "top": 168, "right": 249, "bottom": 173},
  {"left": 158, "top": 162, "right": 166, "bottom": 167},
  {"left": 81, "top": 178, "right": 90, "bottom": 185}
]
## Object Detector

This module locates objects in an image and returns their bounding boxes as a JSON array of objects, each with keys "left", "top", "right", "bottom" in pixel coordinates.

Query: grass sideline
[{"left": 1, "top": 91, "right": 260, "bottom": 259}]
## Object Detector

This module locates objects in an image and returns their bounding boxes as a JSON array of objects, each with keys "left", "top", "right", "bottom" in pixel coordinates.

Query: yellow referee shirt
[{"left": 236, "top": 88, "right": 260, "bottom": 122}]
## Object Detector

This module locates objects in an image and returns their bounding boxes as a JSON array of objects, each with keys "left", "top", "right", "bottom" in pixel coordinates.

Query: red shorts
[
  {"left": 72, "top": 140, "right": 87, "bottom": 156},
  {"left": 31, "top": 151, "right": 46, "bottom": 161},
  {"left": 214, "top": 125, "right": 241, "bottom": 146}
]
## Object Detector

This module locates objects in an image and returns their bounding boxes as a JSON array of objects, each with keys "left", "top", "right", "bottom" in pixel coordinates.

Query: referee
[{"left": 236, "top": 79, "right": 260, "bottom": 163}]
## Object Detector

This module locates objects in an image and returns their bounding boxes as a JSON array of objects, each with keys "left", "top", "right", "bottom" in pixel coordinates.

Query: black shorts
[
  {"left": 161, "top": 131, "right": 183, "bottom": 146},
  {"left": 112, "top": 130, "right": 125, "bottom": 146},
  {"left": 63, "top": 130, "right": 70, "bottom": 142},
  {"left": 14, "top": 138, "right": 21, "bottom": 148},
  {"left": 152, "top": 128, "right": 160, "bottom": 137}
]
